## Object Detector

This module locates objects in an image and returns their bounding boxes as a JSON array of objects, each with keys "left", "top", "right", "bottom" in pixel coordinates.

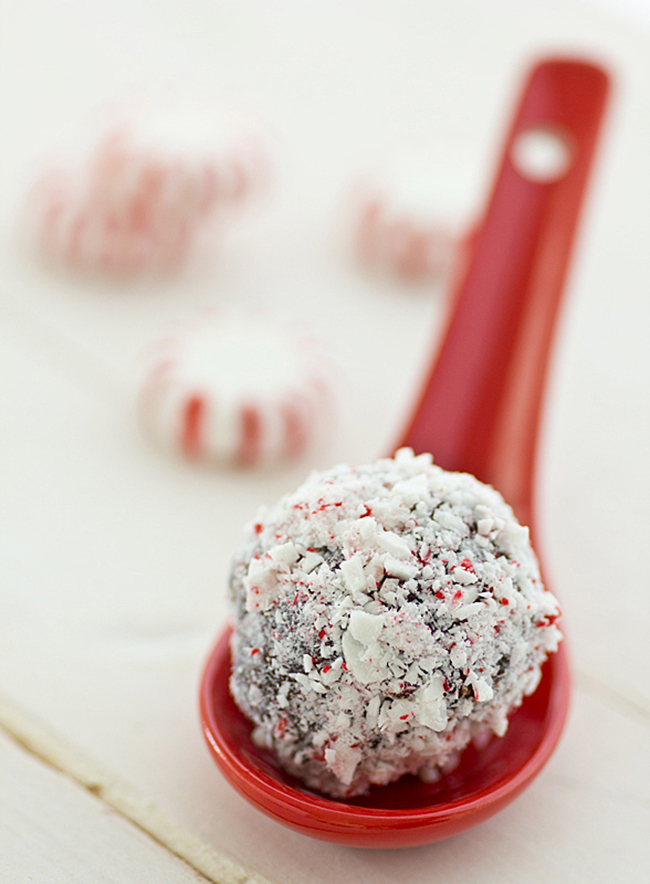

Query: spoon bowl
[
  {"left": 200, "top": 627, "right": 569, "bottom": 846},
  {"left": 200, "top": 58, "right": 609, "bottom": 846}
]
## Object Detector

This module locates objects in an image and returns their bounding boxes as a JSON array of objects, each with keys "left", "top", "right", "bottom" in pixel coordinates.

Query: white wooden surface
[
  {"left": 0, "top": 726, "right": 207, "bottom": 884},
  {"left": 1, "top": 1, "right": 649, "bottom": 882}
]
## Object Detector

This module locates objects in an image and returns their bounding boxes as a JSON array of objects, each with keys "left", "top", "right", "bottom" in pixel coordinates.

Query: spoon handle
[{"left": 395, "top": 58, "right": 609, "bottom": 526}]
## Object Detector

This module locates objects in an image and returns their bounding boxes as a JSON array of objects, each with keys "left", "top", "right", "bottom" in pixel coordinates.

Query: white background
[{"left": 1, "top": 1, "right": 649, "bottom": 882}]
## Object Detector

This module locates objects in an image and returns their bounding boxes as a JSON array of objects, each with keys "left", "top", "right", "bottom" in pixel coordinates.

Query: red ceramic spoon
[{"left": 200, "top": 58, "right": 609, "bottom": 848}]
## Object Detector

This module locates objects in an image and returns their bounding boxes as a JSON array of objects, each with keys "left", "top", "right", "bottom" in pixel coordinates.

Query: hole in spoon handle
[{"left": 395, "top": 58, "right": 610, "bottom": 526}]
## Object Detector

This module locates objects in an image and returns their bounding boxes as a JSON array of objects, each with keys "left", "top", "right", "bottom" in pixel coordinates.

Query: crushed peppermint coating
[{"left": 228, "top": 448, "right": 561, "bottom": 797}]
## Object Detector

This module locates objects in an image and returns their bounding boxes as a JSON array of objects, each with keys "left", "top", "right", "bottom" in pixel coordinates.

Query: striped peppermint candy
[
  {"left": 25, "top": 97, "right": 269, "bottom": 276},
  {"left": 87, "top": 100, "right": 268, "bottom": 231},
  {"left": 138, "top": 311, "right": 336, "bottom": 468},
  {"left": 28, "top": 165, "right": 191, "bottom": 274},
  {"left": 350, "top": 159, "right": 476, "bottom": 282}
]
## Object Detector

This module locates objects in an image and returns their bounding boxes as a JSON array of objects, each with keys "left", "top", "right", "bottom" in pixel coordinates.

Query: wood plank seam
[{"left": 0, "top": 692, "right": 272, "bottom": 884}]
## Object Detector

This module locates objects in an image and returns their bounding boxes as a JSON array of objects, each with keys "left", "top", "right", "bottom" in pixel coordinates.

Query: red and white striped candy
[
  {"left": 355, "top": 192, "right": 457, "bottom": 280},
  {"left": 25, "top": 98, "right": 268, "bottom": 276},
  {"left": 88, "top": 100, "right": 268, "bottom": 231},
  {"left": 29, "top": 165, "right": 191, "bottom": 274},
  {"left": 351, "top": 160, "right": 474, "bottom": 282},
  {"left": 138, "top": 311, "right": 336, "bottom": 468}
]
